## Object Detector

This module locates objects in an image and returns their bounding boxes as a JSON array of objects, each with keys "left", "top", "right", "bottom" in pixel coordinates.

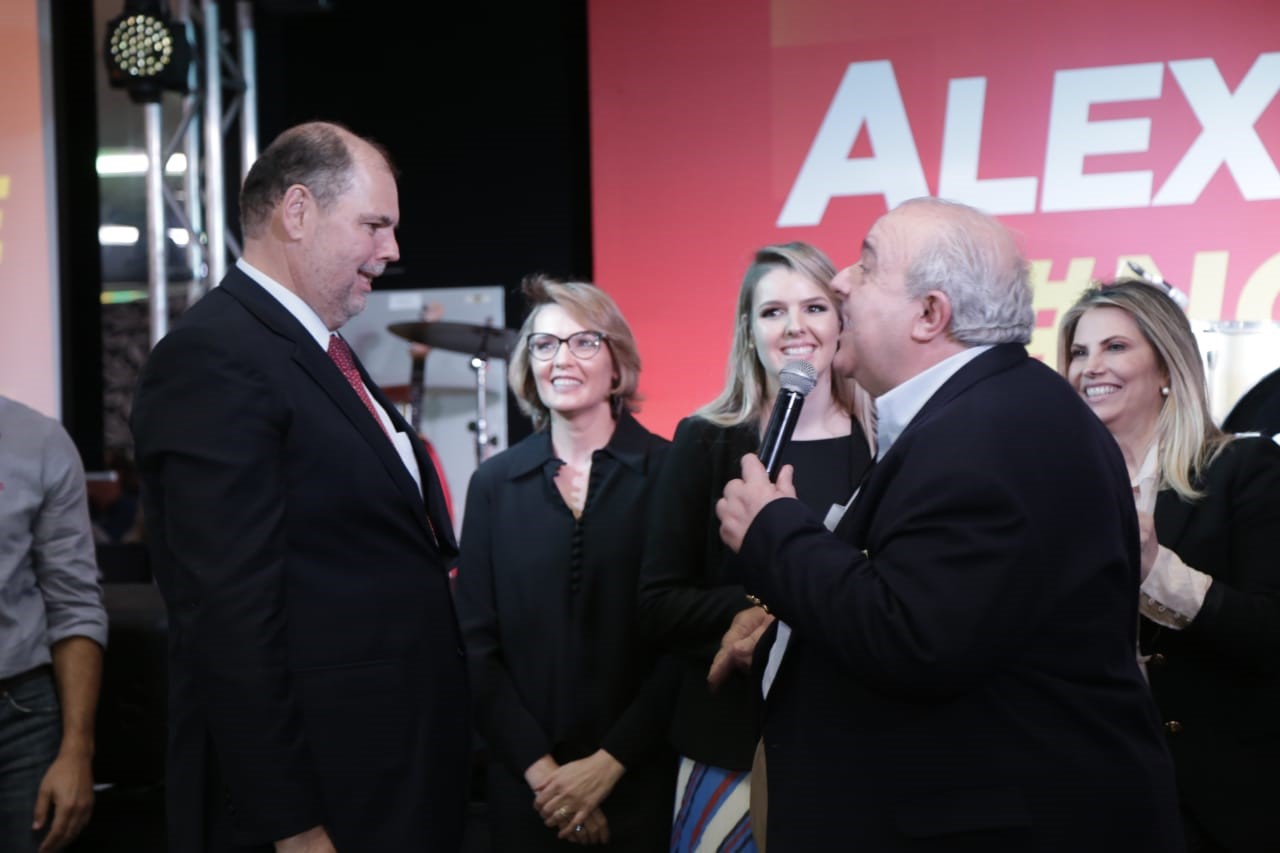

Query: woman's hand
[
  {"left": 565, "top": 807, "right": 610, "bottom": 845},
  {"left": 533, "top": 749, "right": 625, "bottom": 839},
  {"left": 524, "top": 754, "right": 560, "bottom": 792},
  {"left": 708, "top": 606, "right": 775, "bottom": 688}
]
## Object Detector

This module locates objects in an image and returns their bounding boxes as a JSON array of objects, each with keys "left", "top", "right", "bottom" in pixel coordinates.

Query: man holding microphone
[{"left": 714, "top": 198, "right": 1182, "bottom": 850}]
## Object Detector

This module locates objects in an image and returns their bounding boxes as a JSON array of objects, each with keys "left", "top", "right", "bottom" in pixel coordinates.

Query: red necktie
[
  {"left": 329, "top": 334, "right": 443, "bottom": 547},
  {"left": 327, "top": 334, "right": 389, "bottom": 438}
]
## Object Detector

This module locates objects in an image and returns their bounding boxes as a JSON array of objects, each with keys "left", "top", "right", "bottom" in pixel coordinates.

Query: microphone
[{"left": 757, "top": 360, "right": 817, "bottom": 481}]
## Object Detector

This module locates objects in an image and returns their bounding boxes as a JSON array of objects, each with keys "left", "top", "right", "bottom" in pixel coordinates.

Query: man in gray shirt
[{"left": 0, "top": 395, "right": 108, "bottom": 852}]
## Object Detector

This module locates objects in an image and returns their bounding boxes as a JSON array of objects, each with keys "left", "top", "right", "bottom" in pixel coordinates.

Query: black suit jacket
[
  {"left": 1144, "top": 435, "right": 1280, "bottom": 851},
  {"left": 740, "top": 344, "right": 1183, "bottom": 851},
  {"left": 132, "top": 268, "right": 470, "bottom": 851}
]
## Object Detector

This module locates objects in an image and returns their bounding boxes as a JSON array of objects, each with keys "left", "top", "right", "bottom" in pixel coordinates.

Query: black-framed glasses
[{"left": 526, "top": 330, "right": 609, "bottom": 361}]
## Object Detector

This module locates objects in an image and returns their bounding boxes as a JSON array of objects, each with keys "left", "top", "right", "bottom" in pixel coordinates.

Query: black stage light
[{"left": 104, "top": 1, "right": 191, "bottom": 103}]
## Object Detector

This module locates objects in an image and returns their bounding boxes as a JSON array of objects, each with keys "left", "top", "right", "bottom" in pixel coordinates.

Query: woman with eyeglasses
[
  {"left": 1059, "top": 279, "right": 1280, "bottom": 853},
  {"left": 638, "top": 243, "right": 875, "bottom": 851},
  {"left": 455, "top": 274, "right": 676, "bottom": 850}
]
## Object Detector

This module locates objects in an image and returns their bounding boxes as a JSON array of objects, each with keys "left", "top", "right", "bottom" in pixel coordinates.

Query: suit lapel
[
  {"left": 219, "top": 270, "right": 450, "bottom": 549},
  {"left": 366, "top": 371, "right": 459, "bottom": 553},
  {"left": 291, "top": 340, "right": 430, "bottom": 517},
  {"left": 835, "top": 344, "right": 1026, "bottom": 545},
  {"left": 1153, "top": 486, "right": 1194, "bottom": 549},
  {"left": 1152, "top": 447, "right": 1219, "bottom": 550},
  {"left": 903, "top": 344, "right": 1026, "bottom": 438}
]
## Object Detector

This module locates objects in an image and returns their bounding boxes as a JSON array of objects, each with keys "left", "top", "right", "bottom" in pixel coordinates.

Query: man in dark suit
[
  {"left": 714, "top": 198, "right": 1183, "bottom": 850},
  {"left": 132, "top": 122, "right": 469, "bottom": 852}
]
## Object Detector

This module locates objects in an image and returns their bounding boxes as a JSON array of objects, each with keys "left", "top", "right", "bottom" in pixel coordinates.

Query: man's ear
[
  {"left": 279, "top": 183, "right": 313, "bottom": 240},
  {"left": 911, "top": 290, "right": 952, "bottom": 342}
]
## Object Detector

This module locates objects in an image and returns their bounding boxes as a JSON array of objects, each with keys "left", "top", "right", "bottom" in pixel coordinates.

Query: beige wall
[{"left": 0, "top": 0, "right": 59, "bottom": 418}]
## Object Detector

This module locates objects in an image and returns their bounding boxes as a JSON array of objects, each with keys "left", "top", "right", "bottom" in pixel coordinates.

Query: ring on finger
[
  {"left": 574, "top": 823, "right": 585, "bottom": 833},
  {"left": 555, "top": 806, "right": 570, "bottom": 820}
]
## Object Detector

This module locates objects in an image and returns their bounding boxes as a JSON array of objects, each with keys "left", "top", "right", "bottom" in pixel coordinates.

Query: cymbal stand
[
  {"left": 468, "top": 325, "right": 502, "bottom": 466},
  {"left": 469, "top": 356, "right": 491, "bottom": 466}
]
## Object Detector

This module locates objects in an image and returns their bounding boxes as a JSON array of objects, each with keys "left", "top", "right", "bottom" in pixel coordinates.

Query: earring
[{"left": 1160, "top": 386, "right": 1170, "bottom": 397}]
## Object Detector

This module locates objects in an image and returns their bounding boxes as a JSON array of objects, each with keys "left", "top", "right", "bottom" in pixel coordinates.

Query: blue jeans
[{"left": 0, "top": 669, "right": 61, "bottom": 853}]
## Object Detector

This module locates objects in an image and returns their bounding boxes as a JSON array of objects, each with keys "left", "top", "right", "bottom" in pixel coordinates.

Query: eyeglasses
[{"left": 526, "top": 330, "right": 609, "bottom": 361}]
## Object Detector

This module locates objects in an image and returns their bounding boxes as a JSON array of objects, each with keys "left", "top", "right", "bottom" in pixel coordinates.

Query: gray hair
[{"left": 899, "top": 198, "right": 1034, "bottom": 345}]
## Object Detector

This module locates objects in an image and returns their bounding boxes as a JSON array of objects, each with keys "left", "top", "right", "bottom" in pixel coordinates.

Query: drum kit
[{"left": 383, "top": 319, "right": 520, "bottom": 465}]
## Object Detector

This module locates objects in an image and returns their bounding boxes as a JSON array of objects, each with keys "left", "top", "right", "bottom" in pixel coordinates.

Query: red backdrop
[{"left": 589, "top": 0, "right": 1280, "bottom": 437}]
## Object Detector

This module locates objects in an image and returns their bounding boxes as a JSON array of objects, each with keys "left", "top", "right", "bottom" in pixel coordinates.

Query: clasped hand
[{"left": 528, "top": 750, "right": 624, "bottom": 845}]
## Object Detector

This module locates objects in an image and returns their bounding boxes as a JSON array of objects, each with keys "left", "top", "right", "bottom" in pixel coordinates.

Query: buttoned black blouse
[{"left": 455, "top": 411, "right": 675, "bottom": 849}]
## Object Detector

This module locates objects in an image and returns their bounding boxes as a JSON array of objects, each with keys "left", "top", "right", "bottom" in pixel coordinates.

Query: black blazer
[
  {"left": 454, "top": 412, "right": 676, "bottom": 849},
  {"left": 132, "top": 268, "right": 470, "bottom": 852},
  {"left": 739, "top": 345, "right": 1183, "bottom": 850},
  {"left": 637, "top": 415, "right": 869, "bottom": 769},
  {"left": 1144, "top": 435, "right": 1280, "bottom": 851}
]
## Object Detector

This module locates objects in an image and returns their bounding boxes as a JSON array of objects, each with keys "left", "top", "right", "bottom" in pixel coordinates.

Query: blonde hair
[
  {"left": 1057, "top": 280, "right": 1229, "bottom": 500},
  {"left": 697, "top": 242, "right": 874, "bottom": 443},
  {"left": 508, "top": 274, "right": 642, "bottom": 431}
]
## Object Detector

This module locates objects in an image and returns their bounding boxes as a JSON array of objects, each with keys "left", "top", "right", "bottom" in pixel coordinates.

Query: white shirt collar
[
  {"left": 875, "top": 345, "right": 993, "bottom": 460},
  {"left": 1132, "top": 442, "right": 1160, "bottom": 513},
  {"left": 236, "top": 258, "right": 333, "bottom": 351}
]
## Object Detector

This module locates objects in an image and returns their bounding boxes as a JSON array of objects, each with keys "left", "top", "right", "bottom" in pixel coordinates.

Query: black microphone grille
[{"left": 778, "top": 360, "right": 817, "bottom": 395}]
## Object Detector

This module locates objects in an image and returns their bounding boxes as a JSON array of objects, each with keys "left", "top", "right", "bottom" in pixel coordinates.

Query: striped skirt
[{"left": 670, "top": 757, "right": 759, "bottom": 852}]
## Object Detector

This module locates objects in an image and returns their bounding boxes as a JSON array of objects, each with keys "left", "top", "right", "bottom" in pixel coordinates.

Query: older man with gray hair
[{"left": 714, "top": 198, "right": 1183, "bottom": 850}]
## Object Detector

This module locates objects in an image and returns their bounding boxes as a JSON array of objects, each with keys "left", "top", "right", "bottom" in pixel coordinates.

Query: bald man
[{"left": 132, "top": 122, "right": 468, "bottom": 852}]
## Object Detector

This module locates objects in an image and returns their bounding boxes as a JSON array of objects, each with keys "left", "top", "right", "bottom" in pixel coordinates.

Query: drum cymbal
[{"left": 387, "top": 320, "right": 519, "bottom": 359}]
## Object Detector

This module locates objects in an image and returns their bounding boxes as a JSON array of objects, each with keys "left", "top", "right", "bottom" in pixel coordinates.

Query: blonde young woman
[
  {"left": 638, "top": 243, "right": 874, "bottom": 851},
  {"left": 1060, "top": 280, "right": 1280, "bottom": 853}
]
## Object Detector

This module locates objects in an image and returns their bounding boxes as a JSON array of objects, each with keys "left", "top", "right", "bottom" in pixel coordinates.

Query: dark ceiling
[{"left": 62, "top": 0, "right": 592, "bottom": 462}]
